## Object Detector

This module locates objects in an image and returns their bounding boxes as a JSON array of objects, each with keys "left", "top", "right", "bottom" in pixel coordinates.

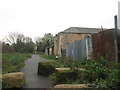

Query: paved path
[{"left": 21, "top": 54, "right": 53, "bottom": 88}]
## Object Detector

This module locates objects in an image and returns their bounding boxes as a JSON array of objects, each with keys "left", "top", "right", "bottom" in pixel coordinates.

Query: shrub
[
  {"left": 2, "top": 72, "right": 25, "bottom": 88},
  {"left": 49, "top": 73, "right": 57, "bottom": 84},
  {"left": 49, "top": 70, "right": 77, "bottom": 84},
  {"left": 48, "top": 57, "right": 119, "bottom": 89},
  {"left": 74, "top": 69, "right": 96, "bottom": 84},
  {"left": 38, "top": 61, "right": 56, "bottom": 76},
  {"left": 79, "top": 59, "right": 120, "bottom": 89}
]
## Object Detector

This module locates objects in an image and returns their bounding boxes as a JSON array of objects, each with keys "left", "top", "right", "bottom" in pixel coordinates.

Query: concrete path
[{"left": 21, "top": 54, "right": 53, "bottom": 88}]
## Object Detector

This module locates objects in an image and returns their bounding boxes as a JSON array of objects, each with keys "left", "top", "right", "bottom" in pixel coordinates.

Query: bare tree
[{"left": 5, "top": 32, "right": 25, "bottom": 44}]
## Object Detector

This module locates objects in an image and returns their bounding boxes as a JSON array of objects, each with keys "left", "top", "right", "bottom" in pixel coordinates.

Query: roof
[{"left": 60, "top": 27, "right": 106, "bottom": 34}]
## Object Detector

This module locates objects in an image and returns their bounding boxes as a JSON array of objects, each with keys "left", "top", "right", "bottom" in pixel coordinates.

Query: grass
[
  {"left": 39, "top": 53, "right": 56, "bottom": 60},
  {"left": 2, "top": 53, "right": 31, "bottom": 74}
]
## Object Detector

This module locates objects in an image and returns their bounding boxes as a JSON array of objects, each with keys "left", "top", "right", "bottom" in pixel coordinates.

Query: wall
[
  {"left": 54, "top": 33, "right": 91, "bottom": 56},
  {"left": 118, "top": 30, "right": 120, "bottom": 61},
  {"left": 65, "top": 29, "right": 118, "bottom": 62},
  {"left": 66, "top": 37, "right": 92, "bottom": 60},
  {"left": 91, "top": 29, "right": 117, "bottom": 62}
]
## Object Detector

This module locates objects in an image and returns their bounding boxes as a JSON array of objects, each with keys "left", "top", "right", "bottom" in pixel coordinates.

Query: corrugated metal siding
[
  {"left": 66, "top": 38, "right": 92, "bottom": 60},
  {"left": 91, "top": 29, "right": 117, "bottom": 62}
]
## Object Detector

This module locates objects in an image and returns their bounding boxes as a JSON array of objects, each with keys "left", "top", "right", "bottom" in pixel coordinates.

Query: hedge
[{"left": 38, "top": 61, "right": 56, "bottom": 76}]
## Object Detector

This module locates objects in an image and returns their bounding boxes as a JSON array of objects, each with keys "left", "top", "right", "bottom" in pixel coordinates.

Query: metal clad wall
[
  {"left": 82, "top": 39, "right": 87, "bottom": 59},
  {"left": 66, "top": 29, "right": 118, "bottom": 62},
  {"left": 66, "top": 38, "right": 92, "bottom": 60},
  {"left": 118, "top": 30, "right": 120, "bottom": 61},
  {"left": 92, "top": 29, "right": 116, "bottom": 62}
]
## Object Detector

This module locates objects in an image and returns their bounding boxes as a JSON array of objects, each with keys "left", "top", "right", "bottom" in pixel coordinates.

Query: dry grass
[
  {"left": 77, "top": 68, "right": 86, "bottom": 71},
  {"left": 54, "top": 84, "right": 88, "bottom": 88},
  {"left": 2, "top": 72, "right": 25, "bottom": 88},
  {"left": 55, "top": 68, "right": 71, "bottom": 71}
]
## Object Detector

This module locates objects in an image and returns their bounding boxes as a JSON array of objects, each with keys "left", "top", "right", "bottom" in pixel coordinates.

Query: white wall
[{"left": 118, "top": 1, "right": 120, "bottom": 29}]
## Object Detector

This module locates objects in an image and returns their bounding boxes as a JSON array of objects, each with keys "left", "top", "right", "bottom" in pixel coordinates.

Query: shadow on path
[{"left": 21, "top": 54, "right": 53, "bottom": 88}]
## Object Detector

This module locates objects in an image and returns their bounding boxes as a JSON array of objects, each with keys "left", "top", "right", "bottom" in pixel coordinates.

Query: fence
[
  {"left": 66, "top": 37, "right": 92, "bottom": 60},
  {"left": 65, "top": 29, "right": 118, "bottom": 62},
  {"left": 91, "top": 29, "right": 118, "bottom": 62}
]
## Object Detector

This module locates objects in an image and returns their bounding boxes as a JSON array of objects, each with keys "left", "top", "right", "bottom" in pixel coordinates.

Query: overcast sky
[{"left": 0, "top": 0, "right": 119, "bottom": 41}]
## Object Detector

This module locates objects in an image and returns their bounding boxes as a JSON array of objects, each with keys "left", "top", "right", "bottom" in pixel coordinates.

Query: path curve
[{"left": 21, "top": 54, "right": 53, "bottom": 88}]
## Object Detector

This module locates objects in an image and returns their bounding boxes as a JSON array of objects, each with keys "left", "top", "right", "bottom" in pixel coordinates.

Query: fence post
[{"left": 85, "top": 38, "right": 89, "bottom": 59}]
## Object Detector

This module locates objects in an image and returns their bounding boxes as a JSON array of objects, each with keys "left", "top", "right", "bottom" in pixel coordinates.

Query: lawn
[{"left": 2, "top": 53, "right": 31, "bottom": 74}]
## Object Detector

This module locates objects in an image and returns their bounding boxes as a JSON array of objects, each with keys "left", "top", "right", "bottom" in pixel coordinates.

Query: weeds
[{"left": 2, "top": 53, "right": 31, "bottom": 74}]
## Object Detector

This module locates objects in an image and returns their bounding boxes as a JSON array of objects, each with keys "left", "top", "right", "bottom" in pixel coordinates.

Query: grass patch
[
  {"left": 39, "top": 53, "right": 56, "bottom": 60},
  {"left": 2, "top": 53, "right": 31, "bottom": 74}
]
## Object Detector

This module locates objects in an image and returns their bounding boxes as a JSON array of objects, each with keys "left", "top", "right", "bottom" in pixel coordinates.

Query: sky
[{"left": 0, "top": 0, "right": 120, "bottom": 41}]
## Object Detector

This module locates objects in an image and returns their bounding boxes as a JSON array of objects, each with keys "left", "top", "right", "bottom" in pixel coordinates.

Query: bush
[
  {"left": 49, "top": 70, "right": 77, "bottom": 84},
  {"left": 79, "top": 59, "right": 120, "bottom": 89},
  {"left": 48, "top": 57, "right": 120, "bottom": 89},
  {"left": 74, "top": 69, "right": 95, "bottom": 84},
  {"left": 38, "top": 61, "right": 56, "bottom": 76},
  {"left": 2, "top": 72, "right": 25, "bottom": 88}
]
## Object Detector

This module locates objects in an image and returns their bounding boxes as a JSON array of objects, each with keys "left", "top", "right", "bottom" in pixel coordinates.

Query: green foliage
[
  {"left": 48, "top": 57, "right": 119, "bottom": 89},
  {"left": 36, "top": 33, "right": 54, "bottom": 53},
  {"left": 38, "top": 61, "right": 56, "bottom": 76},
  {"left": 49, "top": 70, "right": 77, "bottom": 84},
  {"left": 4, "top": 32, "right": 35, "bottom": 53},
  {"left": 2, "top": 42, "right": 15, "bottom": 53},
  {"left": 49, "top": 73, "right": 57, "bottom": 84},
  {"left": 78, "top": 59, "right": 120, "bottom": 89},
  {"left": 2, "top": 53, "right": 31, "bottom": 74},
  {"left": 13, "top": 39, "right": 35, "bottom": 53}
]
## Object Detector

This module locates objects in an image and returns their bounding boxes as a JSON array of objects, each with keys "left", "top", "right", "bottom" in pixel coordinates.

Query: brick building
[{"left": 54, "top": 27, "right": 103, "bottom": 56}]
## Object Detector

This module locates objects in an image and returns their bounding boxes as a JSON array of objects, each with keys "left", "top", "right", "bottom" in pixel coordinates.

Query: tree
[
  {"left": 5, "top": 32, "right": 25, "bottom": 44},
  {"left": 4, "top": 32, "right": 35, "bottom": 53},
  {"left": 2, "top": 42, "right": 15, "bottom": 53},
  {"left": 35, "top": 33, "right": 54, "bottom": 53}
]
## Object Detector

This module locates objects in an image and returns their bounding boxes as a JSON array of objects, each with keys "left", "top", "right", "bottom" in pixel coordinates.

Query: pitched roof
[{"left": 60, "top": 27, "right": 106, "bottom": 34}]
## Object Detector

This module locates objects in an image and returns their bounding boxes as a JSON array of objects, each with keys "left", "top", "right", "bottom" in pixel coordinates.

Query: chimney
[{"left": 114, "top": 15, "right": 118, "bottom": 30}]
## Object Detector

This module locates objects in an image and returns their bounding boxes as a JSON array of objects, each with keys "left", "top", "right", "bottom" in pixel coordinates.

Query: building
[{"left": 54, "top": 27, "right": 104, "bottom": 57}]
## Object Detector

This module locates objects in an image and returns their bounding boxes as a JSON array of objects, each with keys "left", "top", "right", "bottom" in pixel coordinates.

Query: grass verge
[
  {"left": 39, "top": 53, "right": 56, "bottom": 60},
  {"left": 2, "top": 53, "right": 31, "bottom": 74}
]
